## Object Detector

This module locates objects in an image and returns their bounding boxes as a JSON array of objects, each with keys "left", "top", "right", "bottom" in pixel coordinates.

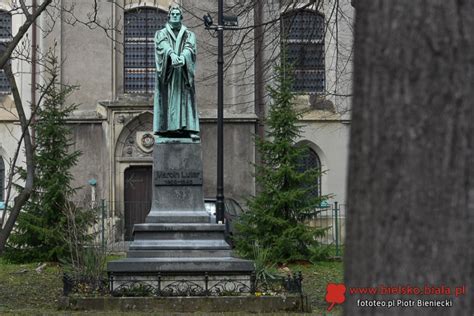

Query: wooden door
[{"left": 124, "top": 166, "right": 152, "bottom": 241}]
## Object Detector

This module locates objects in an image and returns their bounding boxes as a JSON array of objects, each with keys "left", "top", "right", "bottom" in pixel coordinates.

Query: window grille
[
  {"left": 0, "top": 157, "right": 4, "bottom": 201},
  {"left": 124, "top": 7, "right": 167, "bottom": 94},
  {"left": 282, "top": 10, "right": 325, "bottom": 94},
  {"left": 0, "top": 10, "right": 11, "bottom": 94},
  {"left": 297, "top": 148, "right": 322, "bottom": 198}
]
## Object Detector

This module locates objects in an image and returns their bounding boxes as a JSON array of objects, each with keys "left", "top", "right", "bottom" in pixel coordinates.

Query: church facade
[{"left": 0, "top": 0, "right": 353, "bottom": 241}]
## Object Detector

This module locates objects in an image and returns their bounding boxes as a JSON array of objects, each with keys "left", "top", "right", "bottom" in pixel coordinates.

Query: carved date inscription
[{"left": 154, "top": 170, "right": 203, "bottom": 186}]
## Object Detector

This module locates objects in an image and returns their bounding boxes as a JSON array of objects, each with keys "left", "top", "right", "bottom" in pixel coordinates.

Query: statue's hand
[
  {"left": 170, "top": 53, "right": 181, "bottom": 66},
  {"left": 171, "top": 54, "right": 185, "bottom": 68}
]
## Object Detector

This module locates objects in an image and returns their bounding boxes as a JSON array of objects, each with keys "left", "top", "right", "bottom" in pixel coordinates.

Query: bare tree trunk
[
  {"left": 0, "top": 0, "right": 119, "bottom": 255},
  {"left": 0, "top": 64, "right": 34, "bottom": 255},
  {"left": 0, "top": 0, "right": 53, "bottom": 255},
  {"left": 345, "top": 1, "right": 473, "bottom": 315}
]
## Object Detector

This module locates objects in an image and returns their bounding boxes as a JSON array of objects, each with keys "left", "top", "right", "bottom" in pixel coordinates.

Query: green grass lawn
[
  {"left": 0, "top": 258, "right": 343, "bottom": 315},
  {"left": 0, "top": 259, "right": 62, "bottom": 314}
]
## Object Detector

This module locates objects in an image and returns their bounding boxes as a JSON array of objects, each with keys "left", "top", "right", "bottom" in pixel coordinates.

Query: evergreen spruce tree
[
  {"left": 5, "top": 54, "right": 81, "bottom": 263},
  {"left": 235, "top": 60, "right": 327, "bottom": 263}
]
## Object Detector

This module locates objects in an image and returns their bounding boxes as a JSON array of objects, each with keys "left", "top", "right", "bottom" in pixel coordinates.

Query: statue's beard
[{"left": 169, "top": 21, "right": 181, "bottom": 30}]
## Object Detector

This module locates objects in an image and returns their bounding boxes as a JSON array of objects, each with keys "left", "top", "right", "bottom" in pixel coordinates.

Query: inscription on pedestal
[{"left": 154, "top": 170, "right": 203, "bottom": 186}]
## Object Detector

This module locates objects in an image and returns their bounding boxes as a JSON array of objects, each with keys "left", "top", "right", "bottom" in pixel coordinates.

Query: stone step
[
  {"left": 133, "top": 231, "right": 225, "bottom": 241},
  {"left": 146, "top": 211, "right": 211, "bottom": 223},
  {"left": 129, "top": 239, "right": 231, "bottom": 251},
  {"left": 132, "top": 223, "right": 227, "bottom": 241},
  {"left": 107, "top": 257, "right": 255, "bottom": 273},
  {"left": 133, "top": 223, "right": 225, "bottom": 232},
  {"left": 127, "top": 249, "right": 233, "bottom": 258}
]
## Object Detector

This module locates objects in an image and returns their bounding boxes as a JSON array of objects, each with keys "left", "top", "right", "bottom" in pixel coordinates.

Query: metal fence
[
  {"left": 67, "top": 200, "right": 135, "bottom": 253},
  {"left": 63, "top": 271, "right": 304, "bottom": 297},
  {"left": 72, "top": 200, "right": 155, "bottom": 253},
  {"left": 306, "top": 202, "right": 345, "bottom": 257}
]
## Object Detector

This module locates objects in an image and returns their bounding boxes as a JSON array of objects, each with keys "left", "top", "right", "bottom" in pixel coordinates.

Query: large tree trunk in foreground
[{"left": 345, "top": 1, "right": 473, "bottom": 315}]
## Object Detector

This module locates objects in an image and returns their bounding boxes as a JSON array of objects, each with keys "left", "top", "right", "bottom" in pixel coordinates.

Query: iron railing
[
  {"left": 62, "top": 271, "right": 304, "bottom": 297},
  {"left": 307, "top": 202, "right": 346, "bottom": 257}
]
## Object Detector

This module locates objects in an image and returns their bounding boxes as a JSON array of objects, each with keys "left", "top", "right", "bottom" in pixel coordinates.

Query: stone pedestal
[
  {"left": 107, "top": 142, "right": 254, "bottom": 293},
  {"left": 146, "top": 143, "right": 210, "bottom": 223}
]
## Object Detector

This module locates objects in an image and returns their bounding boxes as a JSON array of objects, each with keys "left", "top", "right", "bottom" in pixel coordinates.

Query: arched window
[
  {"left": 297, "top": 147, "right": 322, "bottom": 198},
  {"left": 0, "top": 10, "right": 11, "bottom": 94},
  {"left": 124, "top": 7, "right": 167, "bottom": 94},
  {"left": 0, "top": 156, "right": 5, "bottom": 201},
  {"left": 281, "top": 10, "right": 325, "bottom": 94}
]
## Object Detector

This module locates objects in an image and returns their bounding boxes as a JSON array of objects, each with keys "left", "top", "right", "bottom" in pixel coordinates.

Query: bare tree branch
[
  {"left": 18, "top": 0, "right": 32, "bottom": 20},
  {"left": 0, "top": 0, "right": 53, "bottom": 69}
]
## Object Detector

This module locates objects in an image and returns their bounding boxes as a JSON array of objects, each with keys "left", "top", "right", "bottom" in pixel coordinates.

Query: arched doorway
[
  {"left": 124, "top": 165, "right": 152, "bottom": 241},
  {"left": 114, "top": 111, "right": 154, "bottom": 241}
]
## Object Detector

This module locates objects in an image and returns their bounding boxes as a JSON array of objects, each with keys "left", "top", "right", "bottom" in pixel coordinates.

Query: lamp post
[
  {"left": 204, "top": 2, "right": 238, "bottom": 224},
  {"left": 216, "top": 0, "right": 225, "bottom": 224}
]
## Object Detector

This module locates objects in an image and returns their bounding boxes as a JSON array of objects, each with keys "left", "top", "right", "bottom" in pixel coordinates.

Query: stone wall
[{"left": 69, "top": 122, "right": 110, "bottom": 202}]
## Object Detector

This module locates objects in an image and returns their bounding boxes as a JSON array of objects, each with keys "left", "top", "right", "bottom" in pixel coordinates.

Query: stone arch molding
[
  {"left": 115, "top": 112, "right": 154, "bottom": 159},
  {"left": 124, "top": 0, "right": 170, "bottom": 12},
  {"left": 296, "top": 140, "right": 327, "bottom": 169}
]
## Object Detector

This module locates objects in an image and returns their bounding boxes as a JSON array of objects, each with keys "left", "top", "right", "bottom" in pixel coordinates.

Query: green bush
[{"left": 61, "top": 203, "right": 106, "bottom": 276}]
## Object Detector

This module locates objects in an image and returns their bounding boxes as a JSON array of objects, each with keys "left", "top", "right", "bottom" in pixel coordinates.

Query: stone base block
[
  {"left": 147, "top": 142, "right": 207, "bottom": 222},
  {"left": 107, "top": 257, "right": 254, "bottom": 273}
]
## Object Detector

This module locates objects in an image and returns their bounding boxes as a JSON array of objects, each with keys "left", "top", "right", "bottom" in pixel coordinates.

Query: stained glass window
[
  {"left": 0, "top": 10, "right": 11, "bottom": 94},
  {"left": 297, "top": 147, "right": 322, "bottom": 197},
  {"left": 124, "top": 7, "right": 167, "bottom": 94},
  {"left": 282, "top": 10, "right": 325, "bottom": 93}
]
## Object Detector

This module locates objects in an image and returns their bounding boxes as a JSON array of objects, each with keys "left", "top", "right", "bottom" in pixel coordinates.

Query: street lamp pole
[
  {"left": 203, "top": 1, "right": 237, "bottom": 224},
  {"left": 216, "top": 0, "right": 225, "bottom": 224}
]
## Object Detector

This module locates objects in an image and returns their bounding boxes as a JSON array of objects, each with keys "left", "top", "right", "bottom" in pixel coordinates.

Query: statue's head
[{"left": 168, "top": 5, "right": 183, "bottom": 24}]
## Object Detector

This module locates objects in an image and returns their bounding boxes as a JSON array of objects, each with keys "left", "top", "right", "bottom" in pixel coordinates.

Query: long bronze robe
[{"left": 153, "top": 23, "right": 198, "bottom": 137}]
